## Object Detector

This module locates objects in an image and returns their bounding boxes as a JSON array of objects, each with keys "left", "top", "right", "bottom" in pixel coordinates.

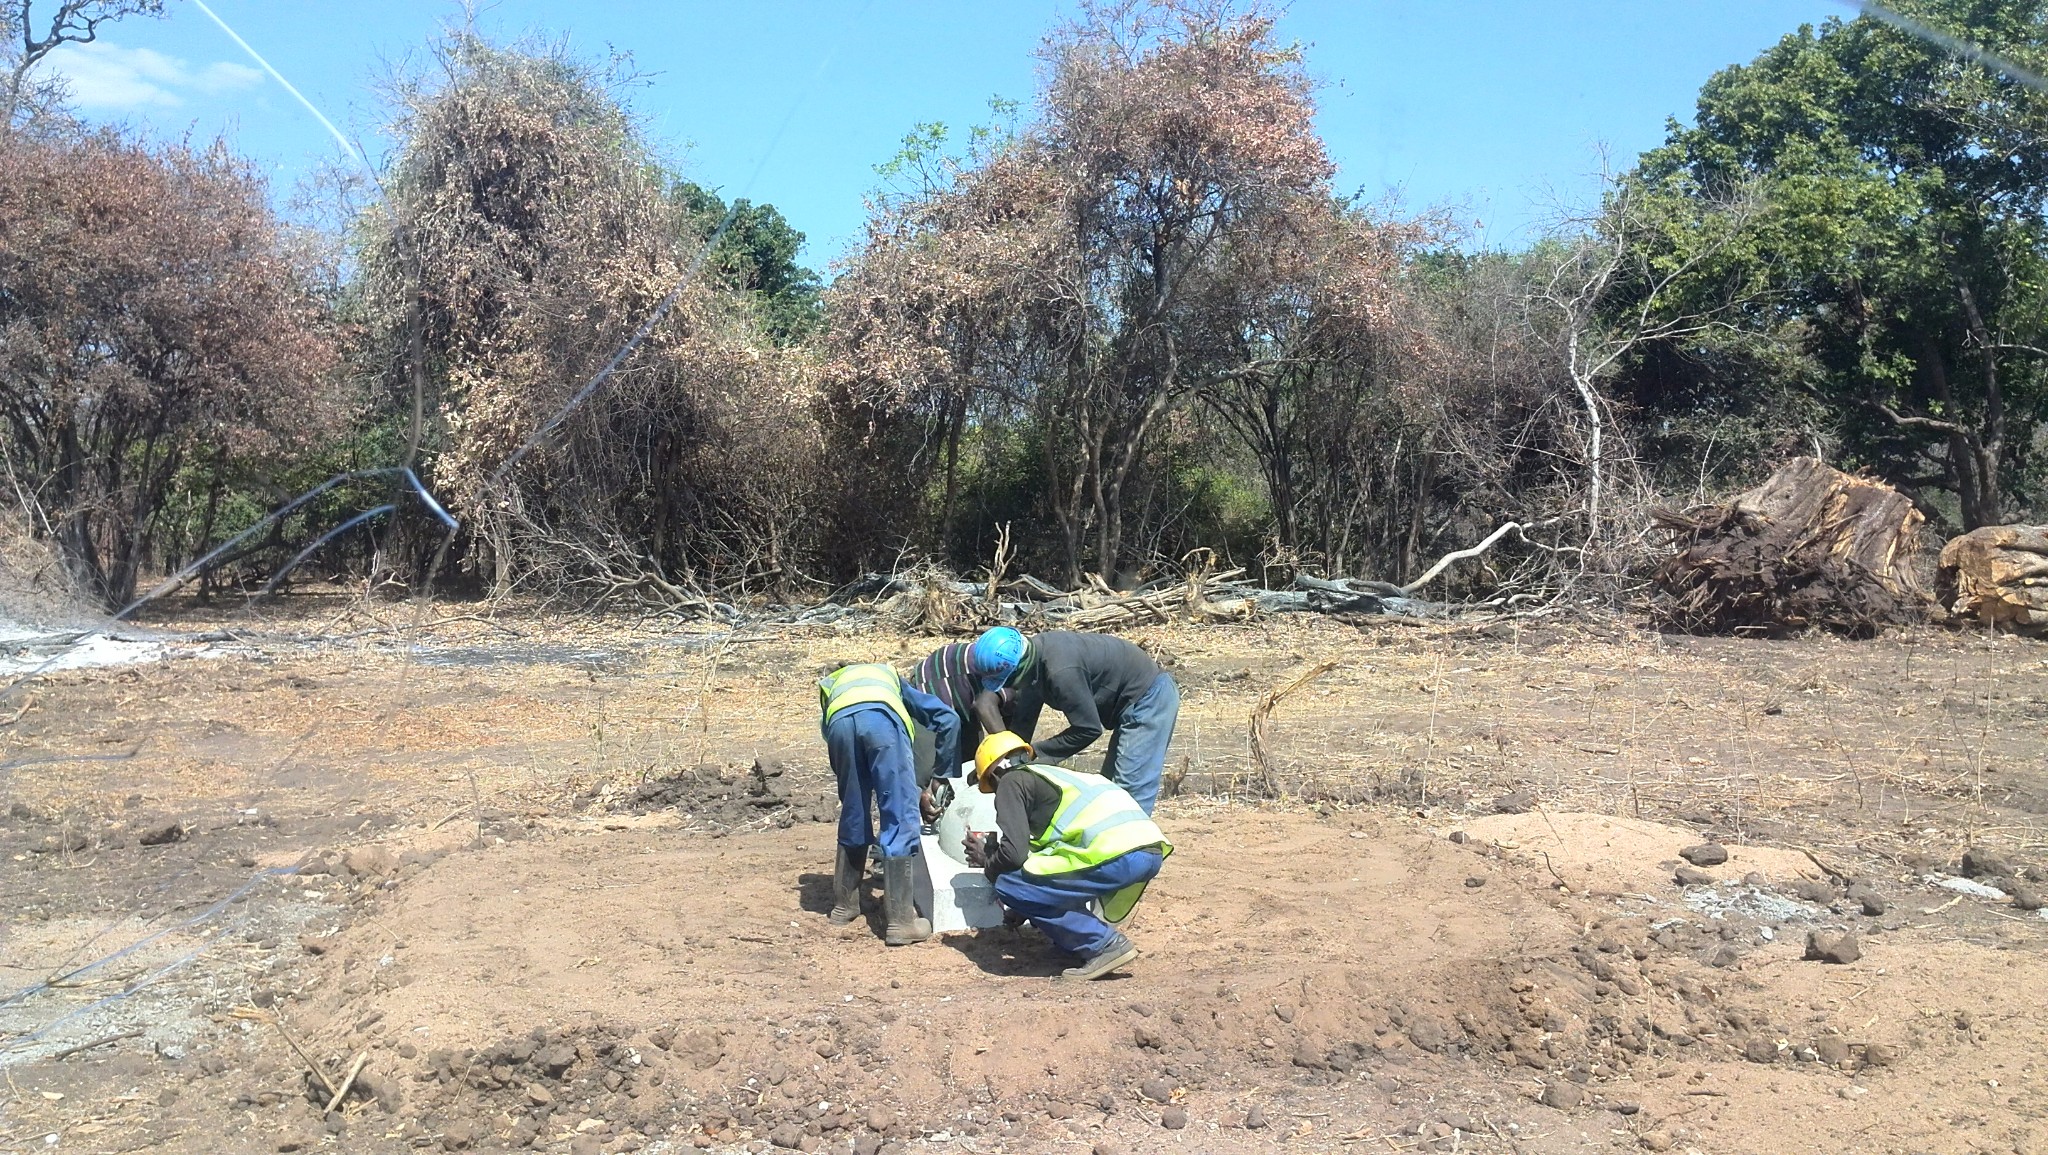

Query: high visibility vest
[
  {"left": 1021, "top": 764, "right": 1173, "bottom": 878},
  {"left": 818, "top": 663, "right": 913, "bottom": 735}
]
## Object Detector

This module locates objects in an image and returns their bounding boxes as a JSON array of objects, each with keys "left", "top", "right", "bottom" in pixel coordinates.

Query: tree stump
[
  {"left": 1649, "top": 457, "right": 1926, "bottom": 637},
  {"left": 1937, "top": 525, "right": 2048, "bottom": 633}
]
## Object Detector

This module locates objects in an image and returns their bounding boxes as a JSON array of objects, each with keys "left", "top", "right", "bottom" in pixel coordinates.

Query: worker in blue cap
[
  {"left": 995, "top": 631, "right": 1178, "bottom": 815},
  {"left": 906, "top": 626, "right": 1028, "bottom": 790}
]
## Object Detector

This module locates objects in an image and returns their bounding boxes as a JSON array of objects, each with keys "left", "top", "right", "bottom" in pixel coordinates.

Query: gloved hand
[{"left": 963, "top": 830, "right": 991, "bottom": 867}]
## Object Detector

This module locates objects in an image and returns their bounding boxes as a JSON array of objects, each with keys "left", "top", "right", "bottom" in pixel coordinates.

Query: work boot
[
  {"left": 828, "top": 844, "right": 868, "bottom": 925},
  {"left": 882, "top": 856, "right": 931, "bottom": 946},
  {"left": 1061, "top": 931, "right": 1138, "bottom": 981}
]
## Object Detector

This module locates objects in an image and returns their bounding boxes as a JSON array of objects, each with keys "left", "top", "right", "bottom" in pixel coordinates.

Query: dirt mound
[
  {"left": 227, "top": 806, "right": 2040, "bottom": 1155},
  {"left": 606, "top": 758, "right": 839, "bottom": 830},
  {"left": 1650, "top": 457, "right": 1926, "bottom": 636},
  {"left": 1454, "top": 812, "right": 1821, "bottom": 896}
]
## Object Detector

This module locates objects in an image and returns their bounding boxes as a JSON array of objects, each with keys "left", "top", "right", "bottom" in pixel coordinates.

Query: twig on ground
[
  {"left": 266, "top": 1014, "right": 338, "bottom": 1101},
  {"left": 324, "top": 1052, "right": 368, "bottom": 1114},
  {"left": 51, "top": 1029, "right": 142, "bottom": 1060}
]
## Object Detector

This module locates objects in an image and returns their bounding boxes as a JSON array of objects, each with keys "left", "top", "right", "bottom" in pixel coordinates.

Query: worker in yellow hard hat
[{"left": 960, "top": 731, "right": 1172, "bottom": 980}]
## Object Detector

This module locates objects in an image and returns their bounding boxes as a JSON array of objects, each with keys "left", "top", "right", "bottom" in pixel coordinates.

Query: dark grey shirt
[
  {"left": 983, "top": 767, "right": 1063, "bottom": 877},
  {"left": 1007, "top": 631, "right": 1163, "bottom": 761}
]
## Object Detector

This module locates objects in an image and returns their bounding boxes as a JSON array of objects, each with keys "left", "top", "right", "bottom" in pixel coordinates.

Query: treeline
[{"left": 3, "top": 0, "right": 2045, "bottom": 614}]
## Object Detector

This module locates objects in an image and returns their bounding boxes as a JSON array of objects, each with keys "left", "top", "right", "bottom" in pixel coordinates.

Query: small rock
[
  {"left": 1539, "top": 1082, "right": 1583, "bottom": 1109},
  {"left": 1640, "top": 1132, "right": 1675, "bottom": 1152},
  {"left": 865, "top": 1107, "right": 893, "bottom": 1133},
  {"left": 1613, "top": 1101, "right": 1641, "bottom": 1116},
  {"left": 1674, "top": 865, "right": 1714, "bottom": 887},
  {"left": 765, "top": 1060, "right": 789, "bottom": 1086},
  {"left": 1804, "top": 929, "right": 1862, "bottom": 964},
  {"left": 1704, "top": 943, "right": 1741, "bottom": 968},
  {"left": 1792, "top": 879, "right": 1835, "bottom": 904},
  {"left": 1836, "top": 1085, "right": 1867, "bottom": 1101},
  {"left": 1290, "top": 1041, "right": 1325, "bottom": 1070},
  {"left": 1961, "top": 847, "right": 2014, "bottom": 881},
  {"left": 1862, "top": 1042, "right": 1902, "bottom": 1067},
  {"left": 137, "top": 821, "right": 185, "bottom": 847},
  {"left": 1814, "top": 1036, "right": 1850, "bottom": 1067},
  {"left": 568, "top": 1138, "right": 602, "bottom": 1155},
  {"left": 1140, "top": 1077, "right": 1173, "bottom": 1103},
  {"left": 1447, "top": 831, "right": 1469, "bottom": 844},
  {"left": 770, "top": 1123, "right": 805, "bottom": 1150},
  {"left": 1159, "top": 1106, "right": 1187, "bottom": 1130},
  {"left": 1092, "top": 1144, "right": 1121, "bottom": 1155},
  {"left": 1272, "top": 1004, "right": 1295, "bottom": 1023},
  {"left": 1743, "top": 1036, "right": 1779, "bottom": 1064},
  {"left": 298, "top": 935, "right": 329, "bottom": 956},
  {"left": 1741, "top": 871, "right": 1768, "bottom": 887},
  {"left": 439, "top": 1120, "right": 478, "bottom": 1151},
  {"left": 1847, "top": 885, "right": 1888, "bottom": 916},
  {"left": 1243, "top": 1104, "right": 1268, "bottom": 1129},
  {"left": 1464, "top": 876, "right": 1486, "bottom": 888},
  {"left": 852, "top": 1137, "right": 881, "bottom": 1155},
  {"left": 1491, "top": 790, "right": 1537, "bottom": 814},
  {"left": 526, "top": 1085, "right": 553, "bottom": 1106},
  {"left": 1679, "top": 843, "right": 1729, "bottom": 867},
  {"left": 2010, "top": 883, "right": 2045, "bottom": 912},
  {"left": 814, "top": 1040, "right": 839, "bottom": 1060}
]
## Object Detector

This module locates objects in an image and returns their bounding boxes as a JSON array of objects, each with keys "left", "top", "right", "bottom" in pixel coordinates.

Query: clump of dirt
[{"left": 607, "top": 759, "right": 838, "bottom": 829}]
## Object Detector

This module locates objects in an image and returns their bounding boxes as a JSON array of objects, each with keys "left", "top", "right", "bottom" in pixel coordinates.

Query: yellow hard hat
[{"left": 974, "top": 731, "right": 1033, "bottom": 793}]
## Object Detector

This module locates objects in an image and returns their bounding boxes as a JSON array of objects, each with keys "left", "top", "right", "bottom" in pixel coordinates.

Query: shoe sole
[
  {"left": 1062, "top": 943, "right": 1139, "bottom": 980},
  {"left": 828, "top": 909, "right": 859, "bottom": 925}
]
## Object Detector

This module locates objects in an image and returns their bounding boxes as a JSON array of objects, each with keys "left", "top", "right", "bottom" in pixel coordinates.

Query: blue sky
[{"left": 40, "top": 1, "right": 1845, "bottom": 266}]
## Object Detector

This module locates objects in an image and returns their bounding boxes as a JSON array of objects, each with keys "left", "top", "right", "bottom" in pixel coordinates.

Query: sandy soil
[{"left": 2, "top": 600, "right": 2045, "bottom": 1155}]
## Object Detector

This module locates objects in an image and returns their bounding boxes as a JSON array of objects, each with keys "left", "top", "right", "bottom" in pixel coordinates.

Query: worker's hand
[
  {"left": 920, "top": 778, "right": 954, "bottom": 821},
  {"left": 963, "top": 831, "right": 989, "bottom": 867}
]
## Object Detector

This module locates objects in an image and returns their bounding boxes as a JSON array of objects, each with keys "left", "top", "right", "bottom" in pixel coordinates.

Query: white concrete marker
[{"left": 914, "top": 776, "right": 1006, "bottom": 933}]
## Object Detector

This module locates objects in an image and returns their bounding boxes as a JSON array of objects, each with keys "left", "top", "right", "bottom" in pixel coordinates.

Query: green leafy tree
[
  {"left": 670, "top": 181, "right": 822, "bottom": 344},
  {"left": 1615, "top": 1, "right": 2048, "bottom": 527}
]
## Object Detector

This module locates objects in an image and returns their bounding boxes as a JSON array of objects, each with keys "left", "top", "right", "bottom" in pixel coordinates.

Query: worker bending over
[
  {"left": 965, "top": 731, "right": 1172, "bottom": 981},
  {"left": 905, "top": 627, "right": 1025, "bottom": 787},
  {"left": 818, "top": 663, "right": 958, "bottom": 945},
  {"left": 1004, "top": 631, "right": 1178, "bottom": 814}
]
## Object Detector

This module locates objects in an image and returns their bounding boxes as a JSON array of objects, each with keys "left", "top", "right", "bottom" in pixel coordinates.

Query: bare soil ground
[{"left": 3, "top": 599, "right": 2047, "bottom": 1155}]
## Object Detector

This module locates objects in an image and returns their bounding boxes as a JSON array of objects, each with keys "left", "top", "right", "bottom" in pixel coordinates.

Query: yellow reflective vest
[
  {"left": 818, "top": 663, "right": 913, "bottom": 734},
  {"left": 1020, "top": 763, "right": 1172, "bottom": 878}
]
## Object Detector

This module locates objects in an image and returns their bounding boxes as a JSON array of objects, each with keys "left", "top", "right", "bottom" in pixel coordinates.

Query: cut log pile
[
  {"left": 1649, "top": 457, "right": 1927, "bottom": 637},
  {"left": 1937, "top": 525, "right": 2048, "bottom": 633}
]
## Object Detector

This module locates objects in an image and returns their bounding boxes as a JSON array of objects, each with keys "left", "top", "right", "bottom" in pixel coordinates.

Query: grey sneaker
[{"left": 1061, "top": 932, "right": 1138, "bottom": 981}]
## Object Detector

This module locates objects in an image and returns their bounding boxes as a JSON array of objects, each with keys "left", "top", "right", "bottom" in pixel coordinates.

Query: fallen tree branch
[
  {"left": 1400, "top": 519, "right": 1569, "bottom": 595},
  {"left": 1248, "top": 660, "right": 1340, "bottom": 797}
]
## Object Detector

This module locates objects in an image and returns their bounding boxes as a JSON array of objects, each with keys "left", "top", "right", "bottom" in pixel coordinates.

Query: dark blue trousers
[
  {"left": 824, "top": 705, "right": 921, "bottom": 859},
  {"left": 991, "top": 848, "right": 1164, "bottom": 955}
]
